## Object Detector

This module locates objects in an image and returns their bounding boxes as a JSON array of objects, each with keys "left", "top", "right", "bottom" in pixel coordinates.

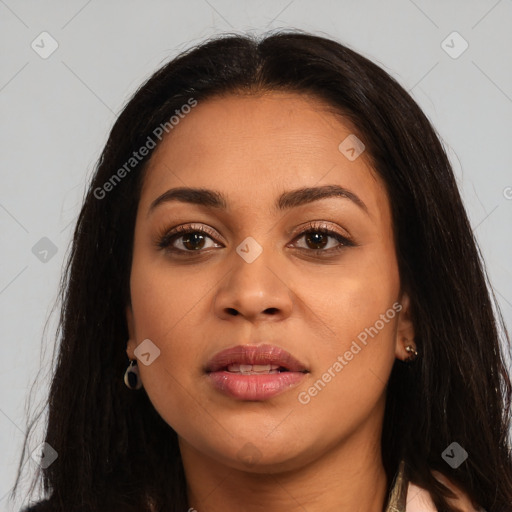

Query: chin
[{"left": 200, "top": 434, "right": 315, "bottom": 474}]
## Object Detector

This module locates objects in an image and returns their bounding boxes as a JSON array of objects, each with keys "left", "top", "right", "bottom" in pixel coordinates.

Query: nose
[{"left": 213, "top": 248, "right": 293, "bottom": 323}]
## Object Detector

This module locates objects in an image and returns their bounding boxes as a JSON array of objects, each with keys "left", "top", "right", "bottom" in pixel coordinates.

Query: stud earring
[
  {"left": 405, "top": 344, "right": 418, "bottom": 362},
  {"left": 124, "top": 359, "right": 143, "bottom": 390}
]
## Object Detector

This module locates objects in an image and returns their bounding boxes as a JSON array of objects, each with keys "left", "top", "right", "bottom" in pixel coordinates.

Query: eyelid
[{"left": 289, "top": 220, "right": 352, "bottom": 241}]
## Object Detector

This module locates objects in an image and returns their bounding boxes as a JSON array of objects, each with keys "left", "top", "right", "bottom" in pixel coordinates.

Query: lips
[
  {"left": 205, "top": 344, "right": 308, "bottom": 374},
  {"left": 205, "top": 344, "right": 309, "bottom": 401}
]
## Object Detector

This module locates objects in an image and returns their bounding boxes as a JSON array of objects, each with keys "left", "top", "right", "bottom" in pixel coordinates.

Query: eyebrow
[{"left": 147, "top": 184, "right": 368, "bottom": 217}]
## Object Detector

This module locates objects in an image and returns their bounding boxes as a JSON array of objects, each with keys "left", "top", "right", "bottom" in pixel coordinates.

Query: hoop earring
[
  {"left": 405, "top": 344, "right": 418, "bottom": 362},
  {"left": 124, "top": 359, "right": 143, "bottom": 390}
]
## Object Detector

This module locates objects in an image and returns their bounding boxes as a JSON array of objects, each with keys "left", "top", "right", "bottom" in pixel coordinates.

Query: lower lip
[{"left": 207, "top": 371, "right": 307, "bottom": 400}]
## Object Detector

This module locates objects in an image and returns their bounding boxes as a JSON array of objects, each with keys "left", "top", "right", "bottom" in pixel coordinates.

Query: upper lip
[{"left": 205, "top": 344, "right": 309, "bottom": 373}]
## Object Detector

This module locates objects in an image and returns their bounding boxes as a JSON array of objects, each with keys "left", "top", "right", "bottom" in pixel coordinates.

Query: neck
[{"left": 179, "top": 421, "right": 389, "bottom": 512}]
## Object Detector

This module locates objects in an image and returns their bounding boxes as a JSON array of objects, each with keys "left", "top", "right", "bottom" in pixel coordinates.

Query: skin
[{"left": 125, "top": 91, "right": 417, "bottom": 512}]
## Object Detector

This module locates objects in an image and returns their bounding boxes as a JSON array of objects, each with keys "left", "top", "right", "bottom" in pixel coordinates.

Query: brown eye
[
  {"left": 157, "top": 224, "right": 222, "bottom": 254},
  {"left": 303, "top": 231, "right": 330, "bottom": 250},
  {"left": 292, "top": 225, "right": 354, "bottom": 254},
  {"left": 179, "top": 232, "right": 208, "bottom": 251},
  {"left": 155, "top": 222, "right": 354, "bottom": 258}
]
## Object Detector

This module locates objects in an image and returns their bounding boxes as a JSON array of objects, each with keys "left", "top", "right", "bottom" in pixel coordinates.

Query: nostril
[{"left": 227, "top": 308, "right": 239, "bottom": 316}]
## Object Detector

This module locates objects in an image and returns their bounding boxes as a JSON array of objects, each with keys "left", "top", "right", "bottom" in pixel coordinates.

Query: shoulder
[{"left": 406, "top": 471, "right": 485, "bottom": 512}]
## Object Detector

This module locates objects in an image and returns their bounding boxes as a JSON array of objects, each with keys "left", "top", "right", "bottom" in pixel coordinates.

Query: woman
[{"left": 14, "top": 31, "right": 512, "bottom": 511}]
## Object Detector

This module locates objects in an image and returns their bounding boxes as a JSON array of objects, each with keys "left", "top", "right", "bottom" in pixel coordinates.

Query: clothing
[{"left": 386, "top": 460, "right": 486, "bottom": 512}]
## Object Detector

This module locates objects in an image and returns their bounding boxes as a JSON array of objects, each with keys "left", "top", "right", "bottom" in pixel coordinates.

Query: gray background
[{"left": 1, "top": 0, "right": 511, "bottom": 509}]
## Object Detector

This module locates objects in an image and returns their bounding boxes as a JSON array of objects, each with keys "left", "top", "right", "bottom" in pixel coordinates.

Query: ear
[
  {"left": 126, "top": 304, "right": 137, "bottom": 360},
  {"left": 394, "top": 292, "right": 416, "bottom": 361}
]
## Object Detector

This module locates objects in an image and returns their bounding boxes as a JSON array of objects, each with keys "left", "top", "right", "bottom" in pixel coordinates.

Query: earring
[
  {"left": 405, "top": 344, "right": 418, "bottom": 362},
  {"left": 124, "top": 359, "right": 143, "bottom": 390}
]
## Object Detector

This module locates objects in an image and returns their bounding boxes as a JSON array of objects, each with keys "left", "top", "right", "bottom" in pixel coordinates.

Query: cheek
[
  {"left": 297, "top": 302, "right": 398, "bottom": 439},
  {"left": 128, "top": 253, "right": 209, "bottom": 410},
  {"left": 129, "top": 245, "right": 211, "bottom": 339},
  {"left": 293, "top": 243, "right": 399, "bottom": 420},
  {"left": 294, "top": 243, "right": 400, "bottom": 350}
]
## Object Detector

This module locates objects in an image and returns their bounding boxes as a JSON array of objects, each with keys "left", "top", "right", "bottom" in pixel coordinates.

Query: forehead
[{"left": 140, "top": 92, "right": 386, "bottom": 216}]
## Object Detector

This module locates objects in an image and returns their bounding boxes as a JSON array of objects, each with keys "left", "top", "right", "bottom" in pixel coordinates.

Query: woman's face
[{"left": 126, "top": 92, "right": 414, "bottom": 472}]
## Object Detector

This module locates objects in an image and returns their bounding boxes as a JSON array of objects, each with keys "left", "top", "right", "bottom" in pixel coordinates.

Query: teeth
[{"left": 226, "top": 364, "right": 281, "bottom": 374}]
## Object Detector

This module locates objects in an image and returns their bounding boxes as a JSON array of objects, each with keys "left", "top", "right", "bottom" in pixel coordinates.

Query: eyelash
[{"left": 155, "top": 221, "right": 355, "bottom": 257}]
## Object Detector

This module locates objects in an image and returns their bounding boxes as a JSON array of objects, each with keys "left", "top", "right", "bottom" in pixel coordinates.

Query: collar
[{"left": 385, "top": 460, "right": 408, "bottom": 512}]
